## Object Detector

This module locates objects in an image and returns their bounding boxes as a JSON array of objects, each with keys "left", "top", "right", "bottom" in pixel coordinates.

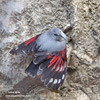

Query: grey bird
[{"left": 10, "top": 27, "right": 67, "bottom": 90}]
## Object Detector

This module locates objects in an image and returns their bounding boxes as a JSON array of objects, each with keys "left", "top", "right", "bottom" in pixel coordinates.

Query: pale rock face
[
  {"left": 0, "top": 0, "right": 24, "bottom": 32},
  {"left": 0, "top": 0, "right": 100, "bottom": 100}
]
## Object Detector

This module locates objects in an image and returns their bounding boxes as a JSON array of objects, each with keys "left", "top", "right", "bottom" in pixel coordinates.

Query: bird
[{"left": 10, "top": 27, "right": 67, "bottom": 90}]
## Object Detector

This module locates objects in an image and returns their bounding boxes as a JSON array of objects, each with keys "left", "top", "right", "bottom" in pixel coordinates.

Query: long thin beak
[{"left": 59, "top": 35, "right": 66, "bottom": 40}]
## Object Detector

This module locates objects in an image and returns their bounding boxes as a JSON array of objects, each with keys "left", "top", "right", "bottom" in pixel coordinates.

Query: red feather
[
  {"left": 50, "top": 56, "right": 59, "bottom": 64},
  {"left": 58, "top": 59, "right": 63, "bottom": 72},
  {"left": 24, "top": 36, "right": 37, "bottom": 46},
  {"left": 47, "top": 47, "right": 67, "bottom": 71},
  {"left": 47, "top": 53, "right": 52, "bottom": 59},
  {"left": 56, "top": 58, "right": 62, "bottom": 71},
  {"left": 59, "top": 48, "right": 67, "bottom": 60},
  {"left": 62, "top": 62, "right": 65, "bottom": 72},
  {"left": 51, "top": 57, "right": 60, "bottom": 71},
  {"left": 48, "top": 56, "right": 59, "bottom": 68}
]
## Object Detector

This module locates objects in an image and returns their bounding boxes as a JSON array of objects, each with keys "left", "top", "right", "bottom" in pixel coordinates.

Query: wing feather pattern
[
  {"left": 10, "top": 35, "right": 40, "bottom": 55},
  {"left": 25, "top": 48, "right": 67, "bottom": 90},
  {"left": 40, "top": 53, "right": 67, "bottom": 90},
  {"left": 10, "top": 34, "right": 67, "bottom": 90}
]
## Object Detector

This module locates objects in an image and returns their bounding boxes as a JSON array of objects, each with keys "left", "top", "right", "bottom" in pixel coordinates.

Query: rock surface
[{"left": 0, "top": 0, "right": 100, "bottom": 100}]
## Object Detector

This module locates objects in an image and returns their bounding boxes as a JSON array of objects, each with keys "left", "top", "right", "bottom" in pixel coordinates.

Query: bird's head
[{"left": 48, "top": 27, "right": 66, "bottom": 42}]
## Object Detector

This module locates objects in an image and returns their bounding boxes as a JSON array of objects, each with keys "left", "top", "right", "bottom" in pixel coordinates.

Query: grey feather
[{"left": 36, "top": 27, "right": 66, "bottom": 52}]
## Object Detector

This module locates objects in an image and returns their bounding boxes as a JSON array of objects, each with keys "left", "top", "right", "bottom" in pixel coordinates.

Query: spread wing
[
  {"left": 41, "top": 56, "right": 67, "bottom": 90},
  {"left": 40, "top": 48, "right": 67, "bottom": 90},
  {"left": 25, "top": 48, "right": 67, "bottom": 90},
  {"left": 10, "top": 33, "right": 67, "bottom": 90},
  {"left": 10, "top": 35, "right": 40, "bottom": 55}
]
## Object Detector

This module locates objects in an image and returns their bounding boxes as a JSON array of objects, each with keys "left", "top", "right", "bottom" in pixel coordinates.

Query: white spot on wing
[
  {"left": 53, "top": 79, "right": 57, "bottom": 84},
  {"left": 37, "top": 70, "right": 43, "bottom": 75},
  {"left": 62, "top": 74, "right": 65, "bottom": 80},
  {"left": 39, "top": 66, "right": 43, "bottom": 70},
  {"left": 49, "top": 78, "right": 53, "bottom": 83},
  {"left": 58, "top": 79, "right": 61, "bottom": 84},
  {"left": 22, "top": 50, "right": 26, "bottom": 54},
  {"left": 56, "top": 66, "right": 59, "bottom": 71},
  {"left": 60, "top": 66, "right": 63, "bottom": 72},
  {"left": 15, "top": 46, "right": 19, "bottom": 50}
]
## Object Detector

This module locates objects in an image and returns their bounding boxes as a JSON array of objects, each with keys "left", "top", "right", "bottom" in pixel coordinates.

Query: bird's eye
[{"left": 54, "top": 33, "right": 58, "bottom": 36}]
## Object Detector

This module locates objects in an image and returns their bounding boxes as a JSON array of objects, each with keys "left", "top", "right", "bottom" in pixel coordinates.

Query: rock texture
[{"left": 0, "top": 0, "right": 100, "bottom": 100}]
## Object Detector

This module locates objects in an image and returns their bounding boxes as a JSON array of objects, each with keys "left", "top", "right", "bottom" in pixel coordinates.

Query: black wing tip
[
  {"left": 10, "top": 47, "right": 19, "bottom": 55},
  {"left": 10, "top": 49, "right": 16, "bottom": 55}
]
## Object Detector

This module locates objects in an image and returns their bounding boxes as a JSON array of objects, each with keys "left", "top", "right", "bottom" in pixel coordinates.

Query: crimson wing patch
[
  {"left": 40, "top": 56, "right": 67, "bottom": 90},
  {"left": 10, "top": 35, "right": 39, "bottom": 55},
  {"left": 10, "top": 34, "right": 67, "bottom": 90},
  {"left": 25, "top": 48, "right": 67, "bottom": 90},
  {"left": 25, "top": 49, "right": 67, "bottom": 90}
]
